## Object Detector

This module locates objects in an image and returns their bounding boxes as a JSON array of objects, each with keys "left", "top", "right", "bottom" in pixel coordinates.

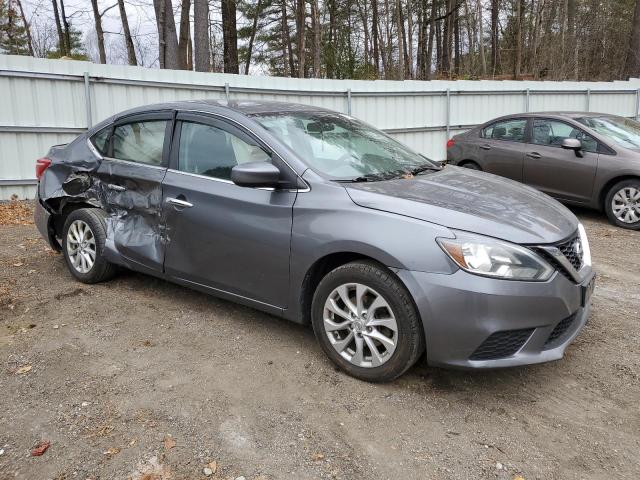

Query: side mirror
[
  {"left": 231, "top": 162, "right": 281, "bottom": 188},
  {"left": 561, "top": 138, "right": 583, "bottom": 154}
]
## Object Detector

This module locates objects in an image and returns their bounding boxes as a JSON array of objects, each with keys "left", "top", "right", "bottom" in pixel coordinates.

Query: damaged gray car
[{"left": 35, "top": 100, "right": 595, "bottom": 382}]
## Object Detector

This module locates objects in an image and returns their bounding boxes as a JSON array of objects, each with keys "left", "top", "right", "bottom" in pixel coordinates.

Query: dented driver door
[{"left": 94, "top": 111, "right": 174, "bottom": 275}]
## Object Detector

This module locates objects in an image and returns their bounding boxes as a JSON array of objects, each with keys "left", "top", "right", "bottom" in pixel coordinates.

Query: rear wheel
[
  {"left": 460, "top": 160, "right": 481, "bottom": 170},
  {"left": 62, "top": 208, "right": 117, "bottom": 283},
  {"left": 604, "top": 179, "right": 640, "bottom": 230},
  {"left": 311, "top": 261, "right": 425, "bottom": 382}
]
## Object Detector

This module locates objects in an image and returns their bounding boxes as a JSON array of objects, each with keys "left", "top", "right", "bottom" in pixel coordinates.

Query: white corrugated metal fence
[{"left": 2, "top": 54, "right": 640, "bottom": 200}]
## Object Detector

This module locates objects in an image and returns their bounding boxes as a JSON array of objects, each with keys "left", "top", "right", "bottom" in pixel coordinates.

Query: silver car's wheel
[
  {"left": 66, "top": 219, "right": 97, "bottom": 274},
  {"left": 611, "top": 186, "right": 640, "bottom": 224},
  {"left": 323, "top": 282, "right": 398, "bottom": 368}
]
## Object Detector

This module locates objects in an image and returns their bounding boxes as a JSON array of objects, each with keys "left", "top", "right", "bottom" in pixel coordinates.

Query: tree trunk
[
  {"left": 118, "top": 0, "right": 138, "bottom": 66},
  {"left": 245, "top": 0, "right": 263, "bottom": 74},
  {"left": 425, "top": 0, "right": 436, "bottom": 79},
  {"left": 513, "top": 0, "right": 524, "bottom": 78},
  {"left": 90, "top": 0, "right": 107, "bottom": 63},
  {"left": 194, "top": 0, "right": 210, "bottom": 71},
  {"left": 59, "top": 0, "right": 71, "bottom": 55},
  {"left": 154, "top": 0, "right": 180, "bottom": 69},
  {"left": 477, "top": 0, "right": 486, "bottom": 76},
  {"left": 16, "top": 0, "right": 34, "bottom": 56},
  {"left": 442, "top": 0, "right": 453, "bottom": 76},
  {"left": 295, "top": 0, "right": 306, "bottom": 77},
  {"left": 490, "top": 0, "right": 499, "bottom": 76},
  {"left": 221, "top": 0, "right": 239, "bottom": 73},
  {"left": 178, "top": 0, "right": 192, "bottom": 70},
  {"left": 311, "top": 0, "right": 321, "bottom": 77},
  {"left": 51, "top": 0, "right": 66, "bottom": 55},
  {"left": 625, "top": 0, "right": 640, "bottom": 78},
  {"left": 396, "top": 0, "right": 404, "bottom": 79},
  {"left": 453, "top": 0, "right": 460, "bottom": 76},
  {"left": 372, "top": 0, "right": 380, "bottom": 74}
]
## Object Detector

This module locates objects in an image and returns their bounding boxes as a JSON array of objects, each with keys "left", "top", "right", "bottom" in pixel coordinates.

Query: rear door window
[
  {"left": 112, "top": 120, "right": 168, "bottom": 166},
  {"left": 482, "top": 119, "right": 527, "bottom": 143}
]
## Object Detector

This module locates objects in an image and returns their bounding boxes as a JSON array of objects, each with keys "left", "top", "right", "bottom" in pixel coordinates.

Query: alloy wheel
[
  {"left": 66, "top": 219, "right": 97, "bottom": 274},
  {"left": 323, "top": 283, "right": 398, "bottom": 368},
  {"left": 612, "top": 186, "right": 640, "bottom": 224}
]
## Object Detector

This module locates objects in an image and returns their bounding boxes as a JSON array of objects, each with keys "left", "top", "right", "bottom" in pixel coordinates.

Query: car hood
[{"left": 344, "top": 166, "right": 578, "bottom": 244}]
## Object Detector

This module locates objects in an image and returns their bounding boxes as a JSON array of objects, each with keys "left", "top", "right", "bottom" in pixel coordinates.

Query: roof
[{"left": 111, "top": 99, "right": 334, "bottom": 122}]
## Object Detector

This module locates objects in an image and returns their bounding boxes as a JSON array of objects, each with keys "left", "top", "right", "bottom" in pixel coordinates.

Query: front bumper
[{"left": 397, "top": 268, "right": 594, "bottom": 369}]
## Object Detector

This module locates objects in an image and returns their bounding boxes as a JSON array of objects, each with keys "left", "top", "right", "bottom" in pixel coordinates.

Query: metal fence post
[
  {"left": 525, "top": 88, "right": 530, "bottom": 112},
  {"left": 346, "top": 88, "right": 352, "bottom": 115},
  {"left": 445, "top": 88, "right": 451, "bottom": 139},
  {"left": 636, "top": 89, "right": 640, "bottom": 120},
  {"left": 586, "top": 88, "right": 591, "bottom": 112},
  {"left": 225, "top": 82, "right": 230, "bottom": 102},
  {"left": 83, "top": 72, "right": 92, "bottom": 128}
]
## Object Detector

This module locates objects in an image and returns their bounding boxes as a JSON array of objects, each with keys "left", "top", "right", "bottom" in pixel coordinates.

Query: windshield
[
  {"left": 577, "top": 115, "right": 640, "bottom": 149},
  {"left": 252, "top": 111, "right": 439, "bottom": 180}
]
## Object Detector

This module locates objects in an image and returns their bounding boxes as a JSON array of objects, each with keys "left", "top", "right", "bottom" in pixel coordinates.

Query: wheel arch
[
  {"left": 44, "top": 198, "right": 103, "bottom": 247},
  {"left": 599, "top": 175, "right": 640, "bottom": 210}
]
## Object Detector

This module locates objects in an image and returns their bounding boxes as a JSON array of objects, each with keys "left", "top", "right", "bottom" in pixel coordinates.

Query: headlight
[
  {"left": 437, "top": 232, "right": 554, "bottom": 281},
  {"left": 577, "top": 223, "right": 592, "bottom": 267}
]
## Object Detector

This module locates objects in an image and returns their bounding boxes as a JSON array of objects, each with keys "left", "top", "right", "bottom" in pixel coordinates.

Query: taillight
[
  {"left": 446, "top": 138, "right": 455, "bottom": 149},
  {"left": 35, "top": 157, "right": 52, "bottom": 180}
]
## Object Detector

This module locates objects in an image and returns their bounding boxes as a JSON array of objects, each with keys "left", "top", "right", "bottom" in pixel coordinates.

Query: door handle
[
  {"left": 480, "top": 144, "right": 492, "bottom": 150},
  {"left": 526, "top": 152, "right": 541, "bottom": 159},
  {"left": 166, "top": 197, "right": 194, "bottom": 208},
  {"left": 107, "top": 183, "right": 126, "bottom": 192}
]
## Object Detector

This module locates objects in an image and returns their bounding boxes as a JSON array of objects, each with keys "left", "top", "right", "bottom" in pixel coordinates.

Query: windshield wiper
[{"left": 409, "top": 163, "right": 442, "bottom": 175}]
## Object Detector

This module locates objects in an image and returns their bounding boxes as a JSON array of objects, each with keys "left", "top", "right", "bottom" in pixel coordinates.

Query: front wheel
[
  {"left": 604, "top": 179, "right": 640, "bottom": 230},
  {"left": 311, "top": 261, "right": 425, "bottom": 382}
]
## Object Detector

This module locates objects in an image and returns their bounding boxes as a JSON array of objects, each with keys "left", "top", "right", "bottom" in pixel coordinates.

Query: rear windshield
[{"left": 577, "top": 116, "right": 640, "bottom": 149}]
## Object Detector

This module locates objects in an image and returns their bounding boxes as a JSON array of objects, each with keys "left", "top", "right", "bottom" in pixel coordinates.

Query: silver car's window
[
  {"left": 481, "top": 119, "right": 526, "bottom": 142},
  {"left": 112, "top": 120, "right": 167, "bottom": 166},
  {"left": 577, "top": 116, "right": 640, "bottom": 149},
  {"left": 253, "top": 111, "right": 436, "bottom": 179},
  {"left": 178, "top": 121, "right": 271, "bottom": 180},
  {"left": 532, "top": 119, "right": 598, "bottom": 153}
]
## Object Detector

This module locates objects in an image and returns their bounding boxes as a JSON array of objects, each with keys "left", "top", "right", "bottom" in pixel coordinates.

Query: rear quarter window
[{"left": 90, "top": 127, "right": 111, "bottom": 155}]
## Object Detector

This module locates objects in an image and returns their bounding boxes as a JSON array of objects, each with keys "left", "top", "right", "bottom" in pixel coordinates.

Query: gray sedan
[
  {"left": 34, "top": 101, "right": 594, "bottom": 381},
  {"left": 446, "top": 112, "right": 640, "bottom": 229}
]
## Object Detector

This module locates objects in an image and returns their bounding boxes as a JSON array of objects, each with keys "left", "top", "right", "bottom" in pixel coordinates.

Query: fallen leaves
[
  {"left": 0, "top": 199, "right": 34, "bottom": 226},
  {"left": 15, "top": 365, "right": 33, "bottom": 375},
  {"left": 31, "top": 440, "right": 50, "bottom": 456},
  {"left": 163, "top": 435, "right": 176, "bottom": 450},
  {"left": 312, "top": 452, "right": 325, "bottom": 461},
  {"left": 103, "top": 447, "right": 121, "bottom": 457}
]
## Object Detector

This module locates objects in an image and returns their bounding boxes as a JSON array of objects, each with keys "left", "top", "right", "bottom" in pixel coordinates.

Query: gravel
[{"left": 0, "top": 206, "right": 639, "bottom": 479}]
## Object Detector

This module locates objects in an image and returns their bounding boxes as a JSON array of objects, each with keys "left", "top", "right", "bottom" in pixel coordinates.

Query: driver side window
[
  {"left": 178, "top": 121, "right": 271, "bottom": 181},
  {"left": 532, "top": 119, "right": 598, "bottom": 153}
]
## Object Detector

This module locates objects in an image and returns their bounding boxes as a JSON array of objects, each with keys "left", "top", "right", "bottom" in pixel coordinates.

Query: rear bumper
[
  {"left": 397, "top": 268, "right": 594, "bottom": 369},
  {"left": 34, "top": 192, "right": 60, "bottom": 251}
]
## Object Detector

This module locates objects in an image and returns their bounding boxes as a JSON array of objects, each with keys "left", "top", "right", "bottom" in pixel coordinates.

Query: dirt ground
[{"left": 0, "top": 202, "right": 638, "bottom": 480}]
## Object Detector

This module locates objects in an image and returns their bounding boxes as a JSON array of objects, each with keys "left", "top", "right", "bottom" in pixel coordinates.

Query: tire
[
  {"left": 62, "top": 208, "right": 117, "bottom": 283},
  {"left": 604, "top": 179, "right": 640, "bottom": 230},
  {"left": 460, "top": 161, "right": 481, "bottom": 171},
  {"left": 311, "top": 261, "right": 425, "bottom": 382}
]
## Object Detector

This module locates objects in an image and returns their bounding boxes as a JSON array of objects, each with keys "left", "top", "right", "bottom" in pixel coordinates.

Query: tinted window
[
  {"left": 90, "top": 127, "right": 110, "bottom": 155},
  {"left": 112, "top": 120, "right": 167, "bottom": 165},
  {"left": 532, "top": 119, "right": 598, "bottom": 153},
  {"left": 178, "top": 121, "right": 271, "bottom": 180},
  {"left": 482, "top": 119, "right": 526, "bottom": 143}
]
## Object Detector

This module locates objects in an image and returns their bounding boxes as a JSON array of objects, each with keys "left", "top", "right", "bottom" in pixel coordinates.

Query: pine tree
[{"left": 0, "top": 0, "right": 31, "bottom": 55}]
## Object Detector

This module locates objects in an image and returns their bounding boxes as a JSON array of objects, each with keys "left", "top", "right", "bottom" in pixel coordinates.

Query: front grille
[
  {"left": 536, "top": 232, "right": 584, "bottom": 282},
  {"left": 470, "top": 328, "right": 534, "bottom": 361},
  {"left": 543, "top": 314, "right": 576, "bottom": 350},
  {"left": 556, "top": 234, "right": 584, "bottom": 271}
]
